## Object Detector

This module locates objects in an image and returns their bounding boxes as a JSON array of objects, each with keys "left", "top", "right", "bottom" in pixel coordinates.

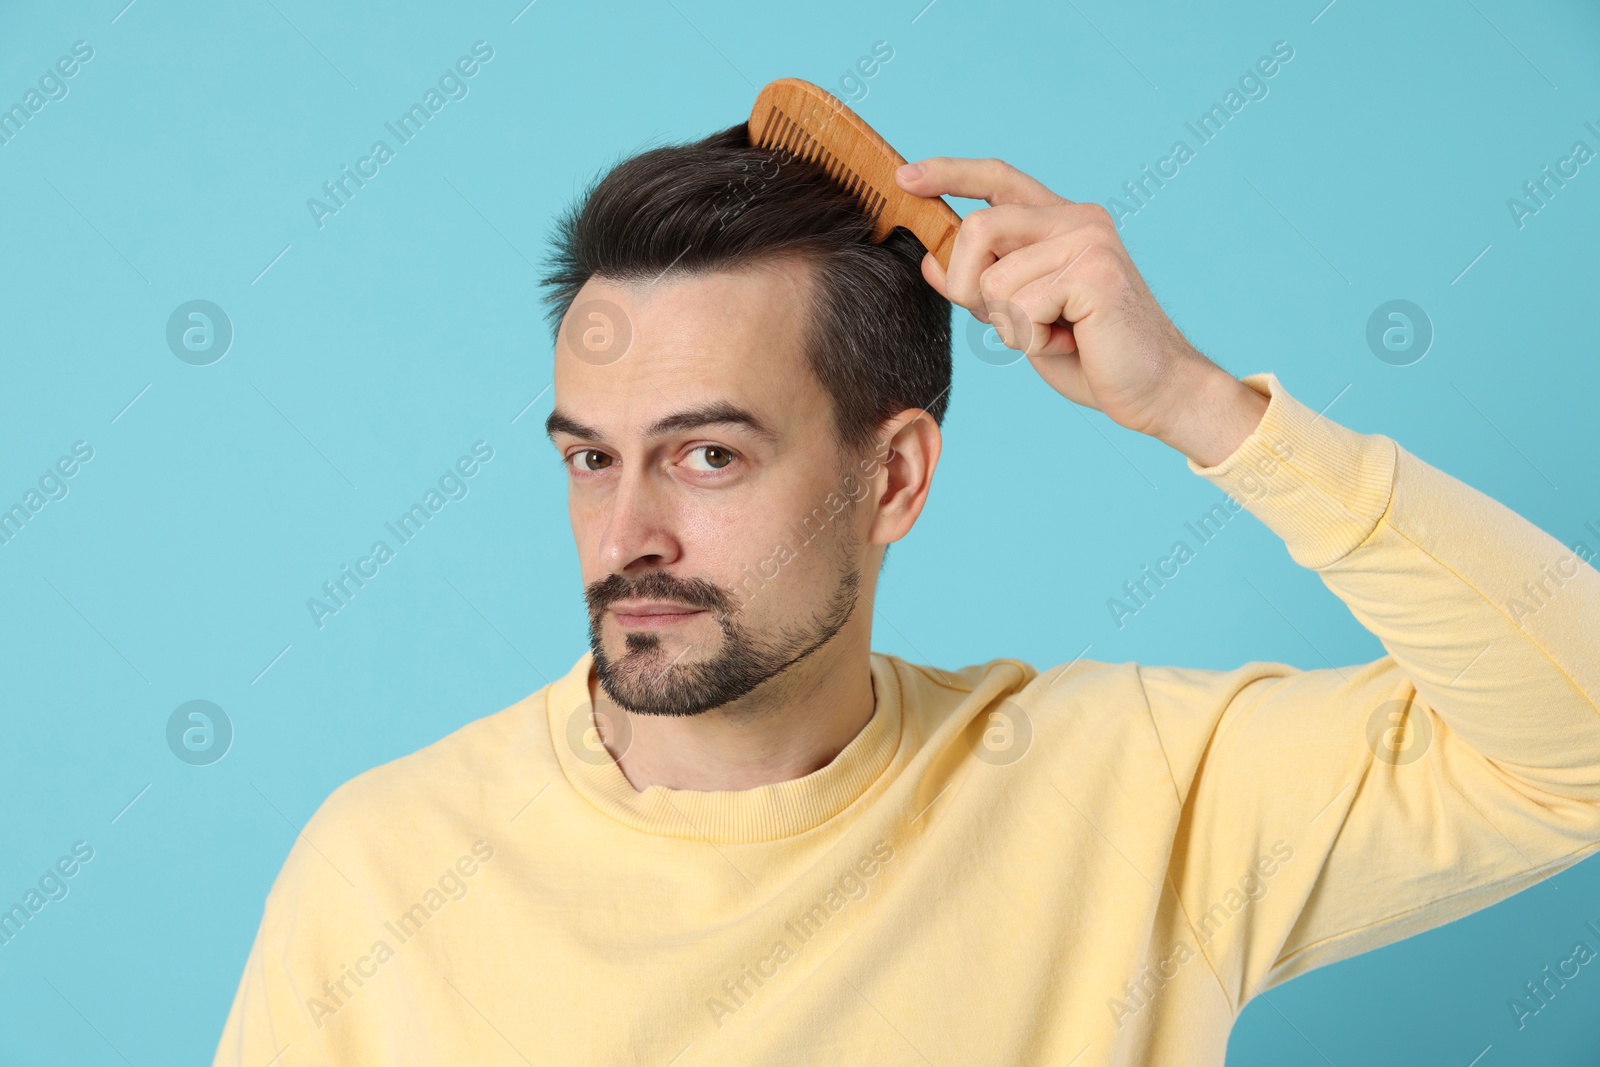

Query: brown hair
[{"left": 538, "top": 122, "right": 953, "bottom": 459}]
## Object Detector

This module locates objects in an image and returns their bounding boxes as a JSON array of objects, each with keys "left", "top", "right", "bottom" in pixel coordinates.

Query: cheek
[
  {"left": 568, "top": 496, "right": 595, "bottom": 548},
  {"left": 736, "top": 491, "right": 857, "bottom": 586},
  {"left": 672, "top": 494, "right": 745, "bottom": 548},
  {"left": 568, "top": 494, "right": 617, "bottom": 572},
  {"left": 691, "top": 505, "right": 771, "bottom": 591}
]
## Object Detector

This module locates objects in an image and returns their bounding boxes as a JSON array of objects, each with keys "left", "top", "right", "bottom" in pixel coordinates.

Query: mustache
[{"left": 585, "top": 571, "right": 734, "bottom": 617}]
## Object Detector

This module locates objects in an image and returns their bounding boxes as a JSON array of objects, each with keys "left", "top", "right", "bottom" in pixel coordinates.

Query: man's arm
[
  {"left": 895, "top": 155, "right": 1600, "bottom": 1008},
  {"left": 214, "top": 917, "right": 300, "bottom": 1065},
  {"left": 213, "top": 802, "right": 352, "bottom": 1067},
  {"left": 1141, "top": 369, "right": 1600, "bottom": 1006}
]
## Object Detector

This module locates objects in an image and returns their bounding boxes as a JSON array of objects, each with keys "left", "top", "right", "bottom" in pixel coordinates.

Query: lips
[
  {"left": 611, "top": 601, "right": 701, "bottom": 615},
  {"left": 610, "top": 602, "right": 708, "bottom": 628}
]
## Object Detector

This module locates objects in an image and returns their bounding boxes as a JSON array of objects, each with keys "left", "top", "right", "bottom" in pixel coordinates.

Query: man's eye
[
  {"left": 568, "top": 449, "right": 613, "bottom": 473},
  {"left": 684, "top": 446, "right": 735, "bottom": 472}
]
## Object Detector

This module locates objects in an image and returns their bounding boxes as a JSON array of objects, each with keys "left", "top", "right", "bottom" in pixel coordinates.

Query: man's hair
[{"left": 538, "top": 122, "right": 953, "bottom": 460}]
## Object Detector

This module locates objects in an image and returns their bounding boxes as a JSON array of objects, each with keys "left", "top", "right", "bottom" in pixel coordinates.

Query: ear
[{"left": 865, "top": 408, "right": 942, "bottom": 547}]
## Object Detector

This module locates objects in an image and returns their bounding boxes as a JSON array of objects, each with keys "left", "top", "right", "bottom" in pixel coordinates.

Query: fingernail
[{"left": 897, "top": 162, "right": 925, "bottom": 180}]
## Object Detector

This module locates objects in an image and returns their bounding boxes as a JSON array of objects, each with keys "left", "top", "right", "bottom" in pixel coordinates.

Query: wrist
[{"left": 1155, "top": 365, "right": 1269, "bottom": 468}]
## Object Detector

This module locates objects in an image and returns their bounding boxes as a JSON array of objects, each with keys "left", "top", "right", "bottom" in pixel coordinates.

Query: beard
[{"left": 584, "top": 535, "right": 862, "bottom": 718}]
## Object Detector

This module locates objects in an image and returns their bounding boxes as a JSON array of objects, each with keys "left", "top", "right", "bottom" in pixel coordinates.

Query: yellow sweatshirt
[{"left": 213, "top": 373, "right": 1600, "bottom": 1067}]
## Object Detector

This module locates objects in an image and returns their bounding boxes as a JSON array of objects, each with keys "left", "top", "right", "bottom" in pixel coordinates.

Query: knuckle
[
  {"left": 977, "top": 265, "right": 1009, "bottom": 303},
  {"left": 963, "top": 207, "right": 994, "bottom": 239},
  {"left": 1078, "top": 244, "right": 1126, "bottom": 286},
  {"left": 1086, "top": 220, "right": 1120, "bottom": 248},
  {"left": 1081, "top": 202, "right": 1114, "bottom": 228},
  {"left": 984, "top": 156, "right": 1013, "bottom": 174}
]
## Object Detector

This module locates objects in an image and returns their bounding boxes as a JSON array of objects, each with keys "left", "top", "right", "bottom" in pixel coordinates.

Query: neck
[{"left": 588, "top": 629, "right": 877, "bottom": 792}]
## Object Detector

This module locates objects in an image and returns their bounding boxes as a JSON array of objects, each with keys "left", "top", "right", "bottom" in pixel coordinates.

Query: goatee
[{"left": 584, "top": 565, "right": 860, "bottom": 717}]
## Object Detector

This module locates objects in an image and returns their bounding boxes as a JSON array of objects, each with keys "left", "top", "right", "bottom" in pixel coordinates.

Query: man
[{"left": 213, "top": 123, "right": 1600, "bottom": 1066}]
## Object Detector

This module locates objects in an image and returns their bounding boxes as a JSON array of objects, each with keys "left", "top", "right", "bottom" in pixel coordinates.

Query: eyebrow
[{"left": 544, "top": 401, "right": 780, "bottom": 446}]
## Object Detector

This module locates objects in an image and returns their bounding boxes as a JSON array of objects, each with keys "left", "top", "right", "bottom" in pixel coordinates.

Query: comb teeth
[
  {"left": 760, "top": 105, "right": 885, "bottom": 222},
  {"left": 749, "top": 78, "right": 961, "bottom": 263}
]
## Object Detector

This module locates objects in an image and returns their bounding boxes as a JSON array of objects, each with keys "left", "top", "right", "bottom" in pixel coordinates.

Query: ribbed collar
[{"left": 543, "top": 649, "right": 904, "bottom": 843}]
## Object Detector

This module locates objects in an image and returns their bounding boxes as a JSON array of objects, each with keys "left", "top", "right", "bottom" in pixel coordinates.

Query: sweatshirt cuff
[{"left": 1185, "top": 373, "right": 1398, "bottom": 570}]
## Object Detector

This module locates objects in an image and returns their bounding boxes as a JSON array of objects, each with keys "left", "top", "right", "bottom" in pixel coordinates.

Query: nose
[{"left": 596, "top": 465, "right": 683, "bottom": 575}]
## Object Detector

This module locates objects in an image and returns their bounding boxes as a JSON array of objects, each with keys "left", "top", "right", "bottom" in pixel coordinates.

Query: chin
[{"left": 598, "top": 673, "right": 717, "bottom": 719}]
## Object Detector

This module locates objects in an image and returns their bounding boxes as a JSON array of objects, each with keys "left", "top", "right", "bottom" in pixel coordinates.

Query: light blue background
[{"left": 2, "top": 0, "right": 1598, "bottom": 1062}]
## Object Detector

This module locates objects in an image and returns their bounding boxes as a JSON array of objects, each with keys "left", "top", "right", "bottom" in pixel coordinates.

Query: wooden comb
[{"left": 749, "top": 78, "right": 961, "bottom": 271}]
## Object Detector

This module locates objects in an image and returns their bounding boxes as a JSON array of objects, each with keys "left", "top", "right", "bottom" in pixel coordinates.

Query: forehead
[{"left": 550, "top": 261, "right": 829, "bottom": 439}]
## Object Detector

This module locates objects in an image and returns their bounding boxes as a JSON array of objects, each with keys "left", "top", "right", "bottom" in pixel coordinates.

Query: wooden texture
[{"left": 749, "top": 77, "right": 961, "bottom": 271}]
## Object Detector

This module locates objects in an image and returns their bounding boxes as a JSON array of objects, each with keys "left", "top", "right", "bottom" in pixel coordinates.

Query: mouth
[{"left": 610, "top": 604, "right": 709, "bottom": 629}]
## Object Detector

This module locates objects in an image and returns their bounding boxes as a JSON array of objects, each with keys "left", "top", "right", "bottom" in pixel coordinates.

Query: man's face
[{"left": 547, "top": 261, "right": 874, "bottom": 717}]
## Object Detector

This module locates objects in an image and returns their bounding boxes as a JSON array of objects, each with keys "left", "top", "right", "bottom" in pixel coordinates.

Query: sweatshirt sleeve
[
  {"left": 212, "top": 820, "right": 345, "bottom": 1067},
  {"left": 1139, "top": 372, "right": 1600, "bottom": 1013},
  {"left": 213, "top": 915, "right": 306, "bottom": 1067}
]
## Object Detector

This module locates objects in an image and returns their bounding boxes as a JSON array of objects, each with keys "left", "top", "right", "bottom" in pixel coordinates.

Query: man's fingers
[
  {"left": 994, "top": 309, "right": 1078, "bottom": 360},
  {"left": 947, "top": 211, "right": 1088, "bottom": 315},
  {"left": 918, "top": 252, "right": 950, "bottom": 301},
  {"left": 894, "top": 156, "right": 1067, "bottom": 208}
]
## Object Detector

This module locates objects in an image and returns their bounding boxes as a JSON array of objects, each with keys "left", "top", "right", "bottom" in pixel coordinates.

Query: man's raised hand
[{"left": 894, "top": 156, "right": 1267, "bottom": 465}]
